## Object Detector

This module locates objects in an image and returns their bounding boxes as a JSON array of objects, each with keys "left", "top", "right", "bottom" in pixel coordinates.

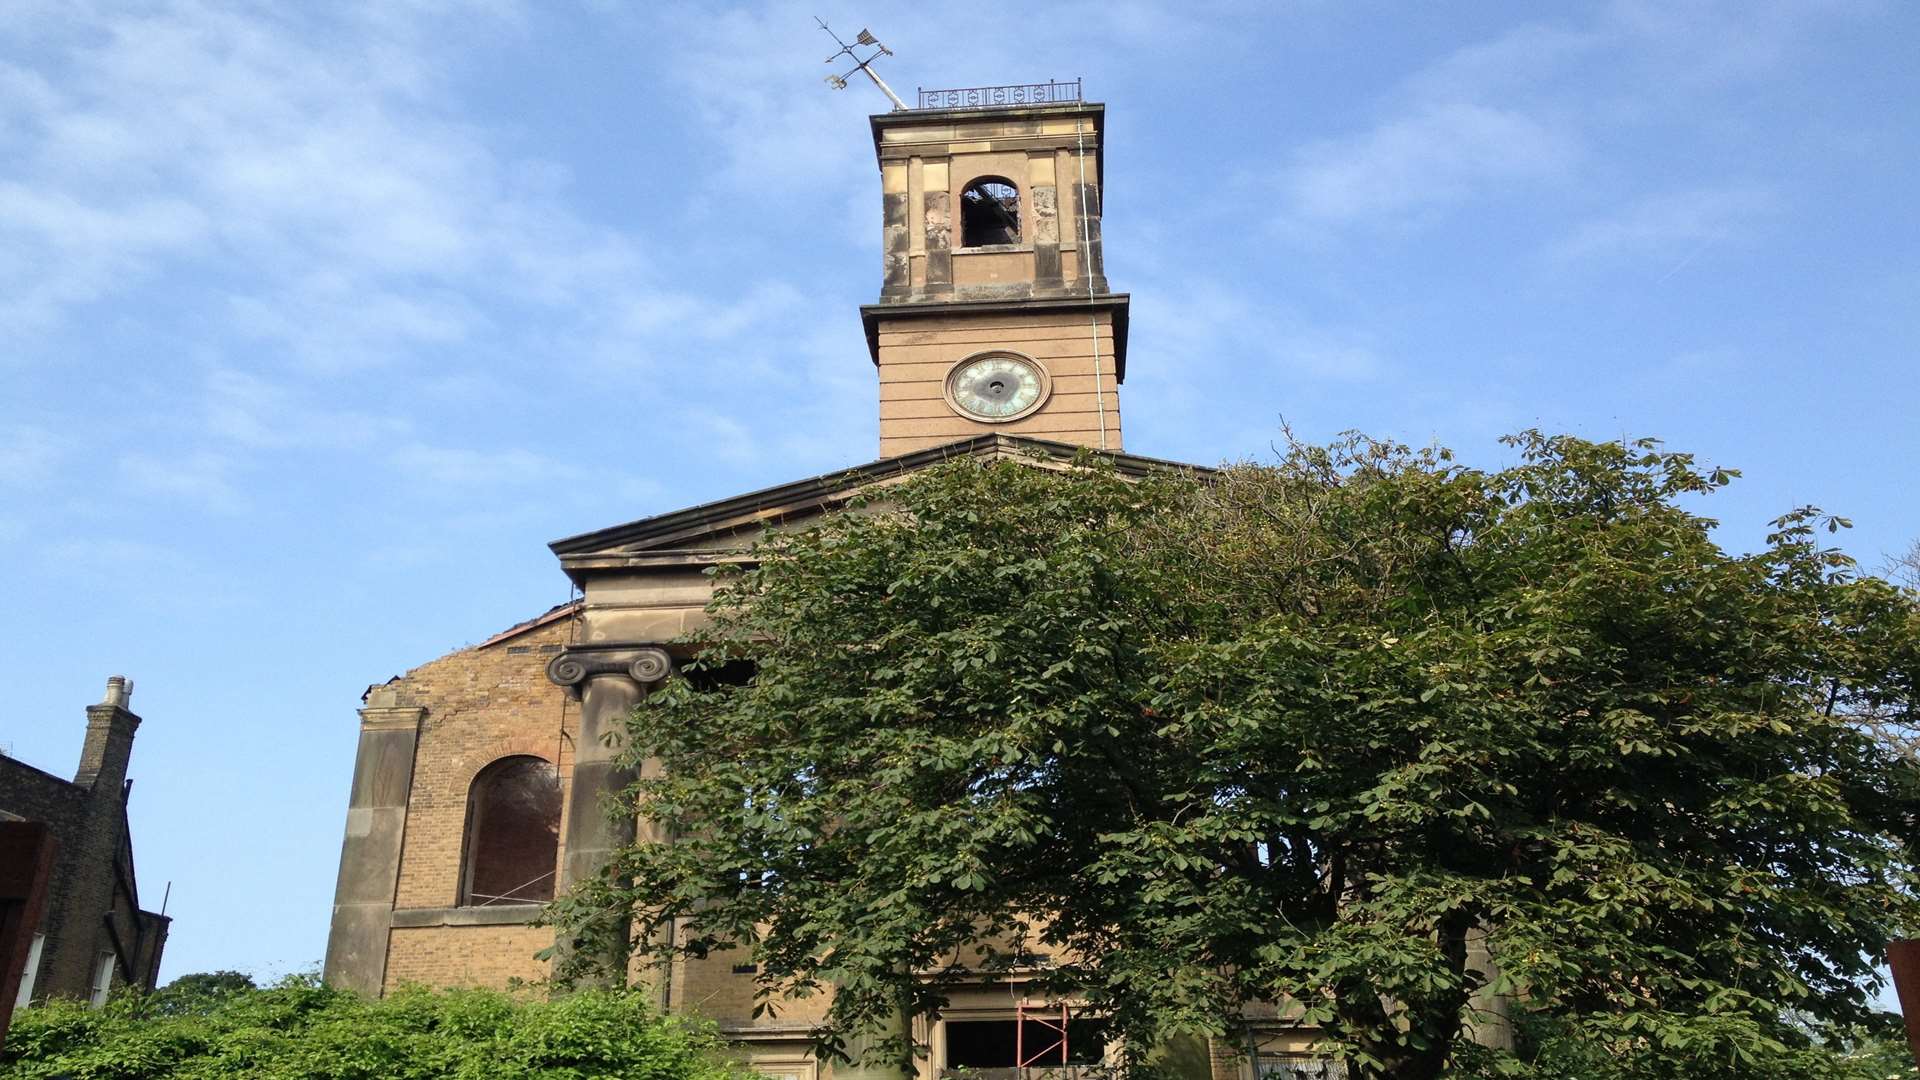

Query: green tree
[
  {"left": 551, "top": 433, "right": 1920, "bottom": 1080},
  {"left": 1, "top": 978, "right": 744, "bottom": 1080},
  {"left": 1891, "top": 539, "right": 1920, "bottom": 591},
  {"left": 144, "top": 970, "right": 257, "bottom": 1016}
]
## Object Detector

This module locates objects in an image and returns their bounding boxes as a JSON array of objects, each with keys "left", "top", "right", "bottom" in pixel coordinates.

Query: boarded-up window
[
  {"left": 961, "top": 178, "right": 1020, "bottom": 246},
  {"left": 461, "top": 756, "right": 561, "bottom": 905}
]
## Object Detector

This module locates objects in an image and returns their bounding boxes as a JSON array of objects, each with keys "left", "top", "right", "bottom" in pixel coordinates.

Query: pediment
[{"left": 548, "top": 434, "right": 1202, "bottom": 578}]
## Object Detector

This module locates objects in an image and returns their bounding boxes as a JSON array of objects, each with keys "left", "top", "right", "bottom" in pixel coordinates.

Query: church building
[{"left": 324, "top": 91, "right": 1325, "bottom": 1080}]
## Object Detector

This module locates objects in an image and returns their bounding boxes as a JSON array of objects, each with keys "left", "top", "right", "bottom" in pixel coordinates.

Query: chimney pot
[{"left": 104, "top": 675, "right": 133, "bottom": 709}]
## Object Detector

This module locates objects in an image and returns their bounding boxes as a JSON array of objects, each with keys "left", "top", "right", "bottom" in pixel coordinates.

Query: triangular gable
[{"left": 548, "top": 434, "right": 1206, "bottom": 569}]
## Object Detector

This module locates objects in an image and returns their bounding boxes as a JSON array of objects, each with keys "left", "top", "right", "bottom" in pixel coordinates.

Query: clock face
[{"left": 947, "top": 354, "right": 1047, "bottom": 421}]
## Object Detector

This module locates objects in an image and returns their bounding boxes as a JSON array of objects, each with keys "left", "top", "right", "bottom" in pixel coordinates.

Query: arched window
[
  {"left": 961, "top": 177, "right": 1020, "bottom": 246},
  {"left": 460, "top": 756, "right": 561, "bottom": 906}
]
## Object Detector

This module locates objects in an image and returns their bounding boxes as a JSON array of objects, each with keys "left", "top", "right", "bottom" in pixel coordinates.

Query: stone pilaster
[
  {"left": 546, "top": 644, "right": 673, "bottom": 984},
  {"left": 836, "top": 1009, "right": 915, "bottom": 1080},
  {"left": 1072, "top": 177, "right": 1108, "bottom": 295},
  {"left": 921, "top": 157, "right": 952, "bottom": 297},
  {"left": 881, "top": 160, "right": 911, "bottom": 299},
  {"left": 1028, "top": 149, "right": 1062, "bottom": 294},
  {"left": 322, "top": 690, "right": 423, "bottom": 994}
]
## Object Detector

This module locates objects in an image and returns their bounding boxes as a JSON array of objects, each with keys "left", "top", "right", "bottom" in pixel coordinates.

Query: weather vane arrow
[{"left": 816, "top": 17, "right": 909, "bottom": 111}]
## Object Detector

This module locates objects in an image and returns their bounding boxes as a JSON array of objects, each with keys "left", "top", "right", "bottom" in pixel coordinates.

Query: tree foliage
[
  {"left": 144, "top": 970, "right": 257, "bottom": 1017},
  {"left": 1, "top": 978, "right": 743, "bottom": 1080},
  {"left": 551, "top": 433, "right": 1920, "bottom": 1080}
]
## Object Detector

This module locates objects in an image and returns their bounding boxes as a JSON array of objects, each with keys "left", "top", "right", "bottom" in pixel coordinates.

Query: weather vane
[{"left": 817, "top": 17, "right": 909, "bottom": 111}]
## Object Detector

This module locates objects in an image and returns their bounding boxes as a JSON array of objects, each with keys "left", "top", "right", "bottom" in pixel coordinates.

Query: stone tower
[{"left": 861, "top": 99, "right": 1128, "bottom": 456}]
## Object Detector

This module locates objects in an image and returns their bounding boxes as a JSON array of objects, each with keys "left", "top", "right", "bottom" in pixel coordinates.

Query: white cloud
[
  {"left": 200, "top": 368, "right": 410, "bottom": 450},
  {"left": 0, "top": 425, "right": 64, "bottom": 486},
  {"left": 1271, "top": 17, "right": 1593, "bottom": 234},
  {"left": 389, "top": 443, "right": 576, "bottom": 491},
  {"left": 0, "top": 1, "right": 648, "bottom": 364},
  {"left": 119, "top": 449, "right": 244, "bottom": 512},
  {"left": 37, "top": 533, "right": 234, "bottom": 604},
  {"left": 1283, "top": 102, "right": 1578, "bottom": 228},
  {"left": 44, "top": 536, "right": 190, "bottom": 571},
  {"left": 1554, "top": 185, "right": 1779, "bottom": 271},
  {"left": 676, "top": 410, "right": 760, "bottom": 467},
  {"left": 1270, "top": 2, "right": 1856, "bottom": 236},
  {"left": 1132, "top": 276, "right": 1387, "bottom": 384},
  {"left": 1602, "top": 0, "right": 1862, "bottom": 85},
  {"left": 1404, "top": 24, "right": 1601, "bottom": 101},
  {"left": 0, "top": 182, "right": 210, "bottom": 336}
]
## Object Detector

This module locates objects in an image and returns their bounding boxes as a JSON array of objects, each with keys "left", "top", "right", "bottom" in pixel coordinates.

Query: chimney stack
[
  {"left": 75, "top": 675, "right": 141, "bottom": 792},
  {"left": 103, "top": 675, "right": 133, "bottom": 708}
]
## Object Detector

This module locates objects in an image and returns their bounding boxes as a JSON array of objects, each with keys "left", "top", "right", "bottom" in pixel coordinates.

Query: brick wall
[
  {"left": 0, "top": 691, "right": 167, "bottom": 1002},
  {"left": 0, "top": 756, "right": 86, "bottom": 998},
  {"left": 388, "top": 616, "right": 579, "bottom": 912},
  {"left": 360, "top": 609, "right": 798, "bottom": 1035},
  {"left": 384, "top": 924, "right": 553, "bottom": 992},
  {"left": 366, "top": 611, "right": 579, "bottom": 989},
  {"left": 673, "top": 951, "right": 829, "bottom": 1028}
]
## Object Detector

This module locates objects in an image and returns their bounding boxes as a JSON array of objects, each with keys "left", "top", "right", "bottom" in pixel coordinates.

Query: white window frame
[
  {"left": 14, "top": 932, "right": 45, "bottom": 1008},
  {"left": 89, "top": 951, "right": 116, "bottom": 1008}
]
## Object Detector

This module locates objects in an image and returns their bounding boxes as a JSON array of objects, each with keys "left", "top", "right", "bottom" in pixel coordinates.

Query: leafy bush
[{"left": 1, "top": 978, "right": 749, "bottom": 1080}]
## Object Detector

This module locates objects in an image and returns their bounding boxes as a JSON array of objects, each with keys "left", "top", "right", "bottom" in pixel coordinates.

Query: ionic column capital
[{"left": 545, "top": 644, "right": 674, "bottom": 699}]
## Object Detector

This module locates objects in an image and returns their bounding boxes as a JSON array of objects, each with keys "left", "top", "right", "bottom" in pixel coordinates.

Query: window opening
[
  {"left": 462, "top": 756, "right": 561, "bottom": 905},
  {"left": 961, "top": 178, "right": 1021, "bottom": 246},
  {"left": 943, "top": 1011, "right": 1107, "bottom": 1078},
  {"left": 1256, "top": 1056, "right": 1347, "bottom": 1079},
  {"left": 683, "top": 658, "right": 756, "bottom": 691}
]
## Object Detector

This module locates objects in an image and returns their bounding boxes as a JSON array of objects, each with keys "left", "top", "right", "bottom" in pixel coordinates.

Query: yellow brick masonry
[
  {"left": 379, "top": 612, "right": 580, "bottom": 992},
  {"left": 365, "top": 606, "right": 828, "bottom": 1035},
  {"left": 391, "top": 616, "right": 578, "bottom": 910},
  {"left": 386, "top": 924, "right": 554, "bottom": 992}
]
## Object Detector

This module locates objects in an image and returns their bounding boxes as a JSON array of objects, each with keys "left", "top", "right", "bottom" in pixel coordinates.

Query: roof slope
[{"left": 549, "top": 434, "right": 1207, "bottom": 562}]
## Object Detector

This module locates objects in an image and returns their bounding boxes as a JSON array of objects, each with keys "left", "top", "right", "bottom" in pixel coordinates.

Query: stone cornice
[
  {"left": 549, "top": 432, "right": 1206, "bottom": 568},
  {"left": 356, "top": 705, "right": 424, "bottom": 729},
  {"left": 860, "top": 293, "right": 1129, "bottom": 381},
  {"left": 390, "top": 904, "right": 542, "bottom": 928}
]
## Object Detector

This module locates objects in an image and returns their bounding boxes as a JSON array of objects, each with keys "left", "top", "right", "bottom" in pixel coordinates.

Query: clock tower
[{"left": 860, "top": 91, "right": 1128, "bottom": 457}]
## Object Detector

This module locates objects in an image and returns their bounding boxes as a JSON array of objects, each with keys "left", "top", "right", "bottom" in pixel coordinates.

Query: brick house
[{"left": 3, "top": 676, "right": 170, "bottom": 1006}]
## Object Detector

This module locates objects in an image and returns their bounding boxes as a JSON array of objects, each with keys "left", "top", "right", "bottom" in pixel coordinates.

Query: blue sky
[{"left": 2, "top": 1, "right": 1916, "bottom": 984}]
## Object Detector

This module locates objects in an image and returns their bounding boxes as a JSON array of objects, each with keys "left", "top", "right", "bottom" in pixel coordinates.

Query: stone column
[
  {"left": 1465, "top": 930, "right": 1515, "bottom": 1050},
  {"left": 322, "top": 689, "right": 424, "bottom": 994},
  {"left": 546, "top": 644, "right": 674, "bottom": 985}
]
